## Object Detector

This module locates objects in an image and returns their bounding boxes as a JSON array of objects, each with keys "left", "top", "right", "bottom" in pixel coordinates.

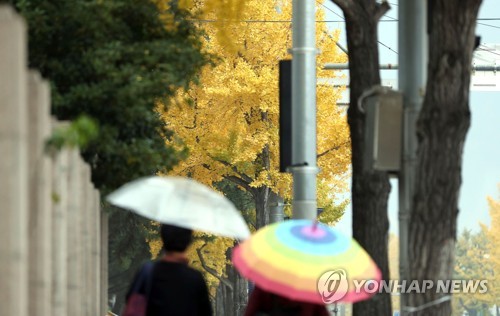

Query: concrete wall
[{"left": 0, "top": 6, "right": 108, "bottom": 316}]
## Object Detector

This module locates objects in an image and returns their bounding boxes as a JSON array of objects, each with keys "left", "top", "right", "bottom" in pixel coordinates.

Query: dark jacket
[
  {"left": 126, "top": 259, "right": 212, "bottom": 316},
  {"left": 244, "top": 286, "right": 329, "bottom": 316}
]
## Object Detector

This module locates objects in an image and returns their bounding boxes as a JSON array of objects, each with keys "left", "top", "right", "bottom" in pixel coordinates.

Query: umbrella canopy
[
  {"left": 232, "top": 219, "right": 381, "bottom": 304},
  {"left": 106, "top": 176, "right": 250, "bottom": 240}
]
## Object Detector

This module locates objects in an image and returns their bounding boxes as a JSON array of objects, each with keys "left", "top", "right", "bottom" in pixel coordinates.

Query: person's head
[{"left": 160, "top": 224, "right": 193, "bottom": 253}]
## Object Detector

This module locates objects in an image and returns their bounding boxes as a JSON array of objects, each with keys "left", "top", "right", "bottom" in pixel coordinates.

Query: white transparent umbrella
[{"left": 106, "top": 176, "right": 251, "bottom": 240}]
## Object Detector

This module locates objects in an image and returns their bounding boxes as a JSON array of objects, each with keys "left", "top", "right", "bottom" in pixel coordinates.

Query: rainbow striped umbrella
[{"left": 232, "top": 220, "right": 382, "bottom": 304}]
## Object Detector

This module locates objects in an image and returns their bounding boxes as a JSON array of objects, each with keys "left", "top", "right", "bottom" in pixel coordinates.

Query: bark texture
[
  {"left": 329, "top": 1, "right": 392, "bottom": 315},
  {"left": 213, "top": 185, "right": 276, "bottom": 315},
  {"left": 254, "top": 186, "right": 271, "bottom": 229},
  {"left": 409, "top": 1, "right": 482, "bottom": 315},
  {"left": 214, "top": 246, "right": 248, "bottom": 316}
]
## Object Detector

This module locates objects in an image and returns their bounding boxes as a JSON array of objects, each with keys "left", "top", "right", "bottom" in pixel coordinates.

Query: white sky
[{"left": 321, "top": 0, "right": 500, "bottom": 236}]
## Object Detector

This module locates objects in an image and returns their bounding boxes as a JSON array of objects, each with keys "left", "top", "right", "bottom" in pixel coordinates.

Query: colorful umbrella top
[{"left": 232, "top": 219, "right": 382, "bottom": 304}]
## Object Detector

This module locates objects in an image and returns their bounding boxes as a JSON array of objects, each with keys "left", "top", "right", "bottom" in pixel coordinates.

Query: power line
[
  {"left": 189, "top": 19, "right": 317, "bottom": 23},
  {"left": 477, "top": 22, "right": 500, "bottom": 29},
  {"left": 319, "top": 2, "right": 398, "bottom": 55},
  {"left": 189, "top": 18, "right": 500, "bottom": 24},
  {"left": 384, "top": 15, "right": 398, "bottom": 21},
  {"left": 477, "top": 46, "right": 500, "bottom": 58},
  {"left": 318, "top": 2, "right": 344, "bottom": 20},
  {"left": 320, "top": 2, "right": 397, "bottom": 21},
  {"left": 378, "top": 41, "right": 398, "bottom": 55},
  {"left": 189, "top": 4, "right": 497, "bottom": 58}
]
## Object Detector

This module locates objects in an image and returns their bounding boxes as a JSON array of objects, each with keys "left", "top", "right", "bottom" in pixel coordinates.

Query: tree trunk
[
  {"left": 330, "top": 1, "right": 392, "bottom": 315},
  {"left": 214, "top": 246, "right": 248, "bottom": 316},
  {"left": 223, "top": 146, "right": 274, "bottom": 314},
  {"left": 409, "top": 1, "right": 482, "bottom": 315},
  {"left": 253, "top": 186, "right": 271, "bottom": 229}
]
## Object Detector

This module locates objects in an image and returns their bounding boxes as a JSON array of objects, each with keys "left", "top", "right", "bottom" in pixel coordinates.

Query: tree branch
[
  {"left": 375, "top": 1, "right": 391, "bottom": 21},
  {"left": 184, "top": 105, "right": 198, "bottom": 129},
  {"left": 208, "top": 155, "right": 254, "bottom": 185},
  {"left": 196, "top": 243, "right": 234, "bottom": 291},
  {"left": 317, "top": 141, "right": 349, "bottom": 159},
  {"left": 329, "top": 0, "right": 351, "bottom": 13},
  {"left": 224, "top": 175, "right": 253, "bottom": 192},
  {"left": 200, "top": 161, "right": 254, "bottom": 195}
]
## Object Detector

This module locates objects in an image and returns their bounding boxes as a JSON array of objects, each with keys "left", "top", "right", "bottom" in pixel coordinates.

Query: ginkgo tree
[
  {"left": 482, "top": 186, "right": 500, "bottom": 315},
  {"left": 452, "top": 229, "right": 494, "bottom": 316},
  {"left": 161, "top": 0, "right": 350, "bottom": 229},
  {"left": 451, "top": 187, "right": 500, "bottom": 316},
  {"left": 157, "top": 0, "right": 350, "bottom": 307}
]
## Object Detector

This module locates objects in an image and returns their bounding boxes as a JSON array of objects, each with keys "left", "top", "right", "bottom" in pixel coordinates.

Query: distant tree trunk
[
  {"left": 329, "top": 1, "right": 392, "bottom": 315},
  {"left": 222, "top": 146, "right": 274, "bottom": 315},
  {"left": 253, "top": 186, "right": 271, "bottom": 229},
  {"left": 253, "top": 141, "right": 272, "bottom": 229},
  {"left": 409, "top": 1, "right": 482, "bottom": 315},
  {"left": 214, "top": 247, "right": 248, "bottom": 316},
  {"left": 219, "top": 138, "right": 276, "bottom": 315}
]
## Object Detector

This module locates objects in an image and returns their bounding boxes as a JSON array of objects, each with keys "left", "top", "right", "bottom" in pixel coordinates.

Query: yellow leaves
[
  {"left": 452, "top": 229, "right": 494, "bottom": 314},
  {"left": 186, "top": 232, "right": 234, "bottom": 295},
  {"left": 148, "top": 237, "right": 163, "bottom": 259},
  {"left": 481, "top": 186, "right": 500, "bottom": 300},
  {"left": 316, "top": 181, "right": 349, "bottom": 224},
  {"left": 452, "top": 186, "right": 500, "bottom": 315},
  {"left": 159, "top": 0, "right": 350, "bottom": 224},
  {"left": 146, "top": 222, "right": 162, "bottom": 259},
  {"left": 177, "top": 0, "right": 193, "bottom": 10},
  {"left": 152, "top": 0, "right": 179, "bottom": 32},
  {"left": 179, "top": 0, "right": 248, "bottom": 52}
]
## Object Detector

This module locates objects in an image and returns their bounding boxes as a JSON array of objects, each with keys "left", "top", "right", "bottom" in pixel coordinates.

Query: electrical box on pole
[{"left": 363, "top": 87, "right": 403, "bottom": 174}]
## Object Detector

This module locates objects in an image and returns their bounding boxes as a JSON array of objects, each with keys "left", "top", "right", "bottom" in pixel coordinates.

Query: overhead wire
[
  {"left": 319, "top": 2, "right": 399, "bottom": 55},
  {"left": 477, "top": 45, "right": 500, "bottom": 58},
  {"left": 189, "top": 18, "right": 500, "bottom": 23},
  {"left": 189, "top": 2, "right": 499, "bottom": 58},
  {"left": 477, "top": 22, "right": 500, "bottom": 29}
]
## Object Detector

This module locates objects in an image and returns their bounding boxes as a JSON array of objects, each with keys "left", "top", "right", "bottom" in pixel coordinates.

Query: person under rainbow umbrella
[{"left": 232, "top": 219, "right": 382, "bottom": 310}]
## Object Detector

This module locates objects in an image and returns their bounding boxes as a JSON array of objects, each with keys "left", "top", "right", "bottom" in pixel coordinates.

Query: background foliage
[
  {"left": 10, "top": 0, "right": 213, "bottom": 311},
  {"left": 162, "top": 0, "right": 350, "bottom": 218},
  {"left": 154, "top": 0, "right": 351, "bottom": 299}
]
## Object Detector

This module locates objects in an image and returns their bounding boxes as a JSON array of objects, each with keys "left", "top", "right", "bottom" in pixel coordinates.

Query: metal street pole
[
  {"left": 269, "top": 192, "right": 285, "bottom": 224},
  {"left": 398, "top": 1, "right": 427, "bottom": 315},
  {"left": 290, "top": 0, "right": 318, "bottom": 220}
]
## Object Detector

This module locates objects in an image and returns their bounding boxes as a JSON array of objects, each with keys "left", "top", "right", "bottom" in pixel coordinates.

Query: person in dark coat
[
  {"left": 125, "top": 224, "right": 212, "bottom": 316},
  {"left": 244, "top": 285, "right": 329, "bottom": 316}
]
